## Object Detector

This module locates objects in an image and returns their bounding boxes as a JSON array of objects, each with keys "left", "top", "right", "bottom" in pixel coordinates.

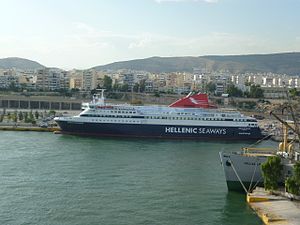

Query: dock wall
[{"left": 0, "top": 95, "right": 82, "bottom": 110}]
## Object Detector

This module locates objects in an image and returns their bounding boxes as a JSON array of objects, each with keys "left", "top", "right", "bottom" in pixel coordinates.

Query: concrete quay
[
  {"left": 0, "top": 125, "right": 60, "bottom": 132},
  {"left": 247, "top": 188, "right": 300, "bottom": 225}
]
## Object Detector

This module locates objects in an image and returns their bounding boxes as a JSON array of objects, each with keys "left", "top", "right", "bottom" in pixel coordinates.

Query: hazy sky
[{"left": 0, "top": 0, "right": 299, "bottom": 69}]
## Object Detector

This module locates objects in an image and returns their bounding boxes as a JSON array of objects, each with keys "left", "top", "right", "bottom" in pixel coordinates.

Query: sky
[{"left": 0, "top": 0, "right": 300, "bottom": 69}]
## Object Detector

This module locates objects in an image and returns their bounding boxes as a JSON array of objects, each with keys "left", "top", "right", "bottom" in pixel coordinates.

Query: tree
[
  {"left": 205, "top": 82, "right": 216, "bottom": 94},
  {"left": 120, "top": 84, "right": 129, "bottom": 92},
  {"left": 139, "top": 79, "right": 146, "bottom": 93},
  {"left": 18, "top": 111, "right": 24, "bottom": 121},
  {"left": 49, "top": 110, "right": 56, "bottom": 116},
  {"left": 248, "top": 84, "right": 264, "bottom": 98},
  {"left": 13, "top": 111, "right": 17, "bottom": 122},
  {"left": 90, "top": 89, "right": 97, "bottom": 96},
  {"left": 262, "top": 156, "right": 282, "bottom": 191},
  {"left": 29, "top": 110, "right": 34, "bottom": 120},
  {"left": 24, "top": 112, "right": 28, "bottom": 122},
  {"left": 133, "top": 83, "right": 139, "bottom": 92},
  {"left": 154, "top": 92, "right": 160, "bottom": 97},
  {"left": 289, "top": 88, "right": 300, "bottom": 98},
  {"left": 35, "top": 111, "right": 39, "bottom": 119},
  {"left": 9, "top": 82, "right": 19, "bottom": 92},
  {"left": 226, "top": 84, "right": 243, "bottom": 97},
  {"left": 7, "top": 112, "right": 11, "bottom": 121},
  {"left": 103, "top": 75, "right": 112, "bottom": 91},
  {"left": 113, "top": 83, "right": 120, "bottom": 91},
  {"left": 285, "top": 161, "right": 300, "bottom": 195}
]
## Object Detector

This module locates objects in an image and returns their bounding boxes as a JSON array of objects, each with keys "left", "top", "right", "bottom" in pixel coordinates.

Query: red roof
[{"left": 169, "top": 93, "right": 217, "bottom": 109}]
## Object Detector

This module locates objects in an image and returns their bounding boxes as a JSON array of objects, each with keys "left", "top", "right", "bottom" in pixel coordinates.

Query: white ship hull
[
  {"left": 219, "top": 151, "right": 293, "bottom": 192},
  {"left": 219, "top": 151, "right": 269, "bottom": 192}
]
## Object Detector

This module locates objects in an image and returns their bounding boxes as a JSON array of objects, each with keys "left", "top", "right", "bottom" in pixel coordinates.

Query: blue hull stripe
[{"left": 56, "top": 121, "right": 263, "bottom": 140}]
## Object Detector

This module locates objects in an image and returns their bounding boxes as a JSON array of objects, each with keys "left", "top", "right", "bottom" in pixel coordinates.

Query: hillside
[
  {"left": 0, "top": 57, "right": 45, "bottom": 70},
  {"left": 94, "top": 52, "right": 300, "bottom": 75}
]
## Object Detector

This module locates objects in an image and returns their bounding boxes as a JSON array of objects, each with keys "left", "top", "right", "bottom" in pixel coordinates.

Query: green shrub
[
  {"left": 261, "top": 156, "right": 282, "bottom": 191},
  {"left": 285, "top": 177, "right": 300, "bottom": 195},
  {"left": 285, "top": 161, "right": 300, "bottom": 195}
]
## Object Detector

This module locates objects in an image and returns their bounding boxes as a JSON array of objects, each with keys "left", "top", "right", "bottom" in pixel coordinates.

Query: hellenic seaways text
[{"left": 165, "top": 127, "right": 227, "bottom": 135}]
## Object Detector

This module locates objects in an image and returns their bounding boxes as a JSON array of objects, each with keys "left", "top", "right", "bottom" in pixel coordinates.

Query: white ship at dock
[
  {"left": 54, "top": 91, "right": 263, "bottom": 140},
  {"left": 220, "top": 112, "right": 300, "bottom": 192}
]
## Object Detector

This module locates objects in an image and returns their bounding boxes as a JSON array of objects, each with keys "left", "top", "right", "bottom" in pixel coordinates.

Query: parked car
[
  {"left": 39, "top": 122, "right": 48, "bottom": 128},
  {"left": 252, "top": 114, "right": 265, "bottom": 120}
]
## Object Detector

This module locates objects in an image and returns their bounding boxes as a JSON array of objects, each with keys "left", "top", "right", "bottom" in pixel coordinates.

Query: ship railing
[{"left": 242, "top": 147, "right": 277, "bottom": 155}]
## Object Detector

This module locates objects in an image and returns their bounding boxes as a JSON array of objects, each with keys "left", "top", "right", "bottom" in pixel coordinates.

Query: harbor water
[{"left": 0, "top": 131, "right": 263, "bottom": 225}]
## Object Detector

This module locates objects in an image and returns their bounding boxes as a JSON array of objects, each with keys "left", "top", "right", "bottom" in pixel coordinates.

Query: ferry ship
[{"left": 54, "top": 91, "right": 263, "bottom": 140}]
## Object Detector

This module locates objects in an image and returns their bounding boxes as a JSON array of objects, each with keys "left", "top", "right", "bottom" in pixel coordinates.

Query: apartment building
[{"left": 36, "top": 68, "right": 69, "bottom": 91}]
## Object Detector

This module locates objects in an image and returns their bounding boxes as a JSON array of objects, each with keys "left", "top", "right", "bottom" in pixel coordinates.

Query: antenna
[{"left": 94, "top": 89, "right": 106, "bottom": 105}]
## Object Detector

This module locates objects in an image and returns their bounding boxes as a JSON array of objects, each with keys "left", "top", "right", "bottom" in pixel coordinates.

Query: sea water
[{"left": 0, "top": 131, "right": 263, "bottom": 225}]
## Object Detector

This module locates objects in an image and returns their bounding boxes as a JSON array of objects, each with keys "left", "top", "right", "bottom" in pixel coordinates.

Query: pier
[{"left": 247, "top": 187, "right": 300, "bottom": 225}]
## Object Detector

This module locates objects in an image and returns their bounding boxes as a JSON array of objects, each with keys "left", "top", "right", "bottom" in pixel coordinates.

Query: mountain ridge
[
  {"left": 1, "top": 52, "right": 300, "bottom": 75},
  {"left": 0, "top": 57, "right": 45, "bottom": 70},
  {"left": 94, "top": 52, "right": 300, "bottom": 75}
]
